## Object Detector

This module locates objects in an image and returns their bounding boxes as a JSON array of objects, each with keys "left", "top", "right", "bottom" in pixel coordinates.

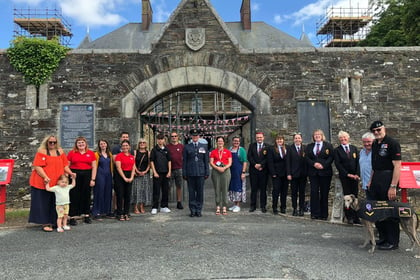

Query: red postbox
[
  {"left": 0, "top": 159, "right": 15, "bottom": 224},
  {"left": 399, "top": 162, "right": 420, "bottom": 203}
]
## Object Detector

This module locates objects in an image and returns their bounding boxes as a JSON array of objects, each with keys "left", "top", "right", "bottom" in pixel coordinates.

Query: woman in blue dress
[
  {"left": 228, "top": 136, "right": 248, "bottom": 212},
  {"left": 92, "top": 139, "right": 113, "bottom": 220}
]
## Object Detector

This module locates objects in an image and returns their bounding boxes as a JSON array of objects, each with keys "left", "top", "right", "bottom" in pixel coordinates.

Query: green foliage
[
  {"left": 359, "top": 0, "right": 419, "bottom": 46},
  {"left": 7, "top": 37, "right": 69, "bottom": 88}
]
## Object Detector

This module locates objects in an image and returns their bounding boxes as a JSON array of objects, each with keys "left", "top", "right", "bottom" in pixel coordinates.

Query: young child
[{"left": 45, "top": 174, "right": 75, "bottom": 233}]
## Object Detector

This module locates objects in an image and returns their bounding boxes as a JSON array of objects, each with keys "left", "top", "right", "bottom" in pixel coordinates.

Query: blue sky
[{"left": 0, "top": 0, "right": 370, "bottom": 49}]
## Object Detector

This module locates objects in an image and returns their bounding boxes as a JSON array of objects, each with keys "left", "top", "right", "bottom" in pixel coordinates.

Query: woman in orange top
[{"left": 29, "top": 135, "right": 76, "bottom": 232}]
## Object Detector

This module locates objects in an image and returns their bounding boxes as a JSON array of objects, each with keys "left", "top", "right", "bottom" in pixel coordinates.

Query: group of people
[{"left": 28, "top": 120, "right": 402, "bottom": 251}]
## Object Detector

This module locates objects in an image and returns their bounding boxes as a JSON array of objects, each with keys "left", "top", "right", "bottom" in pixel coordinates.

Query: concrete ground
[{"left": 1, "top": 179, "right": 420, "bottom": 280}]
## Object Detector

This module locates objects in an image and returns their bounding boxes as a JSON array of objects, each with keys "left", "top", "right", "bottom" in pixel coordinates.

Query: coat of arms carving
[{"left": 185, "top": 28, "right": 205, "bottom": 51}]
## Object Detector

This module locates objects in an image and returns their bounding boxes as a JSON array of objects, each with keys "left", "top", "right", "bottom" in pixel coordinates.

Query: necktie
[
  {"left": 257, "top": 144, "right": 261, "bottom": 155},
  {"left": 297, "top": 146, "right": 300, "bottom": 155},
  {"left": 345, "top": 145, "right": 350, "bottom": 158},
  {"left": 279, "top": 146, "right": 283, "bottom": 158},
  {"left": 316, "top": 143, "right": 320, "bottom": 155}
]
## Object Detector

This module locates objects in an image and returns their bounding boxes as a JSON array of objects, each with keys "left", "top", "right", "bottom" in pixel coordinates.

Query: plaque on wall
[{"left": 60, "top": 104, "right": 95, "bottom": 148}]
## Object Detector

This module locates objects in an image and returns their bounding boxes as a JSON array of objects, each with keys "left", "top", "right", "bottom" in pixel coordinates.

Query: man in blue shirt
[{"left": 359, "top": 132, "right": 374, "bottom": 199}]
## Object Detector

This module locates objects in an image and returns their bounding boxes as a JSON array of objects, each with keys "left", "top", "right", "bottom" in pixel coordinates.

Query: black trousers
[
  {"left": 187, "top": 176, "right": 205, "bottom": 213},
  {"left": 272, "top": 176, "right": 288, "bottom": 210},
  {"left": 291, "top": 177, "right": 306, "bottom": 210},
  {"left": 69, "top": 169, "right": 92, "bottom": 217},
  {"left": 152, "top": 172, "right": 169, "bottom": 209},
  {"left": 309, "top": 175, "right": 332, "bottom": 219},
  {"left": 115, "top": 171, "right": 133, "bottom": 216},
  {"left": 249, "top": 169, "right": 268, "bottom": 209},
  {"left": 370, "top": 170, "right": 400, "bottom": 245}
]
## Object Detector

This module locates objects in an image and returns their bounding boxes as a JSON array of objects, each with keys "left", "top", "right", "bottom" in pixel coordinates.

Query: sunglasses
[
  {"left": 371, "top": 128, "right": 382, "bottom": 133},
  {"left": 48, "top": 141, "right": 57, "bottom": 144},
  {"left": 171, "top": 135, "right": 178, "bottom": 137}
]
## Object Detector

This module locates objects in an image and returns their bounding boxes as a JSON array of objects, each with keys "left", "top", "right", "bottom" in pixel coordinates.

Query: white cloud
[
  {"left": 60, "top": 0, "right": 126, "bottom": 27},
  {"left": 151, "top": 0, "right": 172, "bottom": 23},
  {"left": 12, "top": 0, "right": 45, "bottom": 5},
  {"left": 251, "top": 3, "right": 260, "bottom": 12},
  {"left": 13, "top": 0, "right": 128, "bottom": 27},
  {"left": 273, "top": 14, "right": 283, "bottom": 24}
]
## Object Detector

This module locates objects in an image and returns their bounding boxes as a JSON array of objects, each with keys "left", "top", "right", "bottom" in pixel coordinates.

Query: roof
[{"left": 77, "top": 21, "right": 313, "bottom": 51}]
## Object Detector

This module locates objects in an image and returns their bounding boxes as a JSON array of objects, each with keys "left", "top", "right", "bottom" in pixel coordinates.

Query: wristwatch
[{"left": 390, "top": 184, "right": 397, "bottom": 189}]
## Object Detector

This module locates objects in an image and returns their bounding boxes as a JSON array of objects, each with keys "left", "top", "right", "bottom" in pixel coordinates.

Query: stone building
[{"left": 0, "top": 0, "right": 419, "bottom": 204}]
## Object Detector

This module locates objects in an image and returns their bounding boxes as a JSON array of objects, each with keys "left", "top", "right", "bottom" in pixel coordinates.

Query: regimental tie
[
  {"left": 345, "top": 145, "right": 350, "bottom": 158},
  {"left": 316, "top": 143, "right": 321, "bottom": 156},
  {"left": 296, "top": 146, "right": 300, "bottom": 155},
  {"left": 258, "top": 144, "right": 262, "bottom": 155}
]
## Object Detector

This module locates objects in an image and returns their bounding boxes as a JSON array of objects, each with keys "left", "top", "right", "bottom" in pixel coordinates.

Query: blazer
[
  {"left": 334, "top": 144, "right": 359, "bottom": 178},
  {"left": 267, "top": 145, "right": 288, "bottom": 177},
  {"left": 182, "top": 142, "right": 209, "bottom": 177},
  {"left": 305, "top": 141, "right": 334, "bottom": 177},
  {"left": 286, "top": 144, "right": 307, "bottom": 178},
  {"left": 247, "top": 142, "right": 269, "bottom": 173}
]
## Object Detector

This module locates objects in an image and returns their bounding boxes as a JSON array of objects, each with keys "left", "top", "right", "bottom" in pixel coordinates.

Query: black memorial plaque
[{"left": 60, "top": 104, "right": 95, "bottom": 148}]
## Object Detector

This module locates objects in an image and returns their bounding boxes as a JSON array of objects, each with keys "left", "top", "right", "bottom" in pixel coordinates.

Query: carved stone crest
[{"left": 185, "top": 28, "right": 205, "bottom": 51}]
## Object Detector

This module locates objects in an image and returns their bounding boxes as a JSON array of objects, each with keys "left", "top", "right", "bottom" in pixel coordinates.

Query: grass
[
  {"left": 6, "top": 208, "right": 29, "bottom": 219},
  {"left": 0, "top": 208, "right": 29, "bottom": 227}
]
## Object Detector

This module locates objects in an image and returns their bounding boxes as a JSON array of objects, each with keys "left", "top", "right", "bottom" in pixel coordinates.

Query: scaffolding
[
  {"left": 13, "top": 7, "right": 72, "bottom": 46},
  {"left": 316, "top": 6, "right": 372, "bottom": 47}
]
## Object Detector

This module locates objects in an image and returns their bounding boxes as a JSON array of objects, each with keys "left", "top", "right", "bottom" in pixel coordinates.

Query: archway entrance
[
  {"left": 121, "top": 66, "right": 271, "bottom": 146},
  {"left": 139, "top": 88, "right": 253, "bottom": 148}
]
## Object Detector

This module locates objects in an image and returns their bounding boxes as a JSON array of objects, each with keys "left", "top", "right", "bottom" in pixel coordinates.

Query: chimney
[
  {"left": 142, "top": 0, "right": 153, "bottom": 31},
  {"left": 240, "top": 0, "right": 251, "bottom": 30}
]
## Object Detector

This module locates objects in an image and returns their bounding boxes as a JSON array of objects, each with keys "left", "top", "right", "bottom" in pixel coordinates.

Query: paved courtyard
[{"left": 1, "top": 180, "right": 420, "bottom": 280}]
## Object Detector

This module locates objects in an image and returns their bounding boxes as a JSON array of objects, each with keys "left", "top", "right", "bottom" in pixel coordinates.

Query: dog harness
[{"left": 357, "top": 200, "right": 414, "bottom": 222}]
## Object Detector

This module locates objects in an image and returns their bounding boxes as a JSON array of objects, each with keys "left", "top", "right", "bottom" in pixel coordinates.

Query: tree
[
  {"left": 7, "top": 37, "right": 69, "bottom": 89},
  {"left": 358, "top": 0, "right": 419, "bottom": 46}
]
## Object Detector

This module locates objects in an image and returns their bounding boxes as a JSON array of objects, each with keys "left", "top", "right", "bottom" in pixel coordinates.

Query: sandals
[
  {"left": 222, "top": 207, "right": 227, "bottom": 216},
  {"left": 216, "top": 206, "right": 221, "bottom": 215},
  {"left": 119, "top": 215, "right": 130, "bottom": 221},
  {"left": 42, "top": 225, "right": 53, "bottom": 232}
]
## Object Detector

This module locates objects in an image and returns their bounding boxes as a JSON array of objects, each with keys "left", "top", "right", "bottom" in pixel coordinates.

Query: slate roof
[{"left": 77, "top": 21, "right": 313, "bottom": 51}]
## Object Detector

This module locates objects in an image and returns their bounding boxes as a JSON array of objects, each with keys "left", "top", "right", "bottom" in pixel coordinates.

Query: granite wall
[{"left": 0, "top": 46, "right": 419, "bottom": 206}]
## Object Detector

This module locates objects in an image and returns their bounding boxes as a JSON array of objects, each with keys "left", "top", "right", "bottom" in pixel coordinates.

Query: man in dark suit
[
  {"left": 247, "top": 131, "right": 269, "bottom": 213},
  {"left": 182, "top": 129, "right": 209, "bottom": 217},
  {"left": 286, "top": 133, "right": 307, "bottom": 216},
  {"left": 334, "top": 131, "right": 360, "bottom": 224}
]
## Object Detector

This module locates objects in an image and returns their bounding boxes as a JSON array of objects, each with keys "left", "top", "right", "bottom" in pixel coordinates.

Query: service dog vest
[{"left": 357, "top": 200, "right": 414, "bottom": 222}]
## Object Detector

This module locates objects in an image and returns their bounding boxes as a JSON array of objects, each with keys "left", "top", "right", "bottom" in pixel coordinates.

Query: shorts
[
  {"left": 171, "top": 169, "right": 183, "bottom": 188},
  {"left": 56, "top": 204, "right": 70, "bottom": 218}
]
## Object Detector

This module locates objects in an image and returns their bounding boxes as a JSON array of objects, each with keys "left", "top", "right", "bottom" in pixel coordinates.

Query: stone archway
[{"left": 122, "top": 66, "right": 271, "bottom": 119}]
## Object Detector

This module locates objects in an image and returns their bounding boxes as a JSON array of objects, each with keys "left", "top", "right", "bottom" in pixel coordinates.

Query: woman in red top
[
  {"left": 114, "top": 139, "right": 136, "bottom": 221},
  {"left": 209, "top": 136, "right": 232, "bottom": 215},
  {"left": 29, "top": 135, "right": 76, "bottom": 232},
  {"left": 67, "top": 136, "right": 97, "bottom": 225}
]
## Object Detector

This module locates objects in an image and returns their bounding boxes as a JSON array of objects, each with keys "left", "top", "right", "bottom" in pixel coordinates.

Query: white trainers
[
  {"left": 232, "top": 206, "right": 241, "bottom": 213},
  {"left": 63, "top": 225, "right": 71, "bottom": 231},
  {"left": 57, "top": 227, "right": 64, "bottom": 233},
  {"left": 151, "top": 208, "right": 158, "bottom": 215},
  {"left": 228, "top": 206, "right": 235, "bottom": 211},
  {"left": 160, "top": 207, "right": 171, "bottom": 213}
]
